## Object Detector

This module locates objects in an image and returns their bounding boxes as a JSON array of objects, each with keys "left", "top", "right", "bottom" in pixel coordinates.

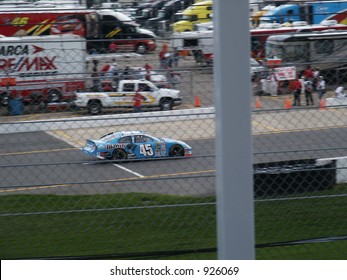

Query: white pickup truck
[{"left": 75, "top": 79, "right": 182, "bottom": 114}]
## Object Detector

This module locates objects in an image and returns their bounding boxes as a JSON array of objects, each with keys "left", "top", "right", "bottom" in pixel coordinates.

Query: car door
[
  {"left": 133, "top": 134, "right": 157, "bottom": 158},
  {"left": 110, "top": 82, "right": 135, "bottom": 107},
  {"left": 138, "top": 82, "right": 157, "bottom": 106}
]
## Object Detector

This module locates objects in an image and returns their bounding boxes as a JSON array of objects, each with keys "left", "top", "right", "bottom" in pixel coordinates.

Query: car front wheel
[{"left": 160, "top": 99, "right": 172, "bottom": 111}]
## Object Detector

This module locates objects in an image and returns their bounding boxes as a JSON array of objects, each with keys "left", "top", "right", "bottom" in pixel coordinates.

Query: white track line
[{"left": 113, "top": 164, "right": 144, "bottom": 177}]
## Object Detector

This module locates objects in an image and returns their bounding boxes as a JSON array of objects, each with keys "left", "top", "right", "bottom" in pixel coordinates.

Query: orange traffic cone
[
  {"left": 284, "top": 96, "right": 291, "bottom": 109},
  {"left": 319, "top": 97, "right": 326, "bottom": 110},
  {"left": 255, "top": 96, "right": 261, "bottom": 109},
  {"left": 195, "top": 95, "right": 201, "bottom": 107}
]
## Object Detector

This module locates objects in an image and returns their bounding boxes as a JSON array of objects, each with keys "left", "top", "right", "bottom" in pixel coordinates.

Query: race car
[{"left": 82, "top": 131, "right": 192, "bottom": 160}]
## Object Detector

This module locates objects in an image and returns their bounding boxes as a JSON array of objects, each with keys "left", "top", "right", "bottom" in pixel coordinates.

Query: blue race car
[{"left": 82, "top": 131, "right": 192, "bottom": 160}]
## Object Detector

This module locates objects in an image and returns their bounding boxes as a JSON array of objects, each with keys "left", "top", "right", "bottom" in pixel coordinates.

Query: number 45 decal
[{"left": 139, "top": 144, "right": 154, "bottom": 156}]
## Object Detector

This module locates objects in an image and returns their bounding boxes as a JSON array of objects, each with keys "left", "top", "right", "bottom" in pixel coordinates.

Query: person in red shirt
[
  {"left": 102, "top": 82, "right": 113, "bottom": 92},
  {"left": 108, "top": 41, "right": 117, "bottom": 53},
  {"left": 290, "top": 78, "right": 303, "bottom": 106},
  {"left": 144, "top": 63, "right": 152, "bottom": 80},
  {"left": 302, "top": 65, "right": 314, "bottom": 81},
  {"left": 133, "top": 88, "right": 145, "bottom": 113}
]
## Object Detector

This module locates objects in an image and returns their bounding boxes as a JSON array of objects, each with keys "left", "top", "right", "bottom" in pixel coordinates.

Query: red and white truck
[{"left": 0, "top": 34, "right": 86, "bottom": 107}]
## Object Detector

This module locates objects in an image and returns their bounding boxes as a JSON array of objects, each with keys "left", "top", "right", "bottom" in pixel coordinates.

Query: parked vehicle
[
  {"left": 260, "top": 1, "right": 347, "bottom": 25},
  {"left": 75, "top": 79, "right": 182, "bottom": 114},
  {"left": 265, "top": 30, "right": 347, "bottom": 72},
  {"left": 250, "top": 4, "right": 276, "bottom": 27},
  {"left": 170, "top": 30, "right": 213, "bottom": 65},
  {"left": 0, "top": 34, "right": 86, "bottom": 107},
  {"left": 134, "top": 0, "right": 168, "bottom": 28},
  {"left": 82, "top": 130, "right": 192, "bottom": 160},
  {"left": 172, "top": 0, "right": 213, "bottom": 32},
  {"left": 0, "top": 8, "right": 156, "bottom": 54},
  {"left": 147, "top": 0, "right": 195, "bottom": 35}
]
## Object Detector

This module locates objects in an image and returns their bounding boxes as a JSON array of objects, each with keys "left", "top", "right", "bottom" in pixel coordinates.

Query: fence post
[{"left": 214, "top": 0, "right": 255, "bottom": 259}]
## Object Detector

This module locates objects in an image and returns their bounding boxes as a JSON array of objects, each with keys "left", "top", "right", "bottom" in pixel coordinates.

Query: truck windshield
[
  {"left": 157, "top": 10, "right": 166, "bottom": 18},
  {"left": 182, "top": 15, "right": 195, "bottom": 22},
  {"left": 267, "top": 41, "right": 309, "bottom": 62},
  {"left": 266, "top": 42, "right": 283, "bottom": 60}
]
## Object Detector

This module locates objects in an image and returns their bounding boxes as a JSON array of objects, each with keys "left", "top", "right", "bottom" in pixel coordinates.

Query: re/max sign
[{"left": 0, "top": 56, "right": 57, "bottom": 71}]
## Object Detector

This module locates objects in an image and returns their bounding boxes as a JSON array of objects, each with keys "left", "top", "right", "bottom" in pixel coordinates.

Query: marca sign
[{"left": 0, "top": 44, "right": 58, "bottom": 77}]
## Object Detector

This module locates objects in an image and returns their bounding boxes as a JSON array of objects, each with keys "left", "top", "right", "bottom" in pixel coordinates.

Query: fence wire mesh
[{"left": 1, "top": 3, "right": 347, "bottom": 260}]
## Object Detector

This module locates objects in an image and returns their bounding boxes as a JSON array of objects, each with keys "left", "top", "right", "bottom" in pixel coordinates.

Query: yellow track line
[{"left": 0, "top": 169, "right": 216, "bottom": 193}]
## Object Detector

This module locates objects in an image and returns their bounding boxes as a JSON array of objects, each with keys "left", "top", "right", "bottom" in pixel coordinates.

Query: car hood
[
  {"left": 158, "top": 88, "right": 180, "bottom": 96},
  {"left": 138, "top": 28, "right": 156, "bottom": 38}
]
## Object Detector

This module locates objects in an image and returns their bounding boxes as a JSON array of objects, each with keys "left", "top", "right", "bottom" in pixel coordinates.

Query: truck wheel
[
  {"left": 169, "top": 144, "right": 184, "bottom": 157},
  {"left": 112, "top": 149, "right": 127, "bottom": 160},
  {"left": 0, "top": 92, "right": 10, "bottom": 106},
  {"left": 88, "top": 100, "right": 102, "bottom": 115},
  {"left": 47, "top": 89, "right": 62, "bottom": 103},
  {"left": 136, "top": 43, "right": 147, "bottom": 54},
  {"left": 30, "top": 91, "right": 43, "bottom": 105},
  {"left": 160, "top": 99, "right": 172, "bottom": 111}
]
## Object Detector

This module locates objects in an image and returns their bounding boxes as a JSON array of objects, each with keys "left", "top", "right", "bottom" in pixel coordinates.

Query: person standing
[
  {"left": 173, "top": 48, "right": 179, "bottom": 68},
  {"left": 316, "top": 76, "right": 326, "bottom": 100},
  {"left": 144, "top": 63, "right": 152, "bottom": 81},
  {"left": 304, "top": 80, "right": 314, "bottom": 106},
  {"left": 133, "top": 88, "right": 144, "bottom": 113},
  {"left": 291, "top": 77, "right": 302, "bottom": 106},
  {"left": 312, "top": 67, "right": 320, "bottom": 90},
  {"left": 159, "top": 43, "right": 169, "bottom": 68}
]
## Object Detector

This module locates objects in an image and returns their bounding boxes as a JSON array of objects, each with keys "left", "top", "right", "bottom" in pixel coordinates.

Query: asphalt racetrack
[{"left": 1, "top": 120, "right": 347, "bottom": 196}]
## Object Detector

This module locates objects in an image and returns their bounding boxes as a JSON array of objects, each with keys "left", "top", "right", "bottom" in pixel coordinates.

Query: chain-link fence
[{"left": 1, "top": 2, "right": 347, "bottom": 260}]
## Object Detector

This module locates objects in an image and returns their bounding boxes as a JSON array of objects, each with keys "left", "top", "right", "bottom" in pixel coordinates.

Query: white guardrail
[{"left": 0, "top": 107, "right": 215, "bottom": 134}]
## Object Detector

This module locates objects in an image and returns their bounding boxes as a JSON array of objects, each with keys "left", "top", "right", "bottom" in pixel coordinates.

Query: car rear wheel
[
  {"left": 112, "top": 149, "right": 127, "bottom": 160},
  {"left": 169, "top": 144, "right": 184, "bottom": 157}
]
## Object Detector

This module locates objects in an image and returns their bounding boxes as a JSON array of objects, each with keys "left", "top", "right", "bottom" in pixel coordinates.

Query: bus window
[
  {"left": 283, "top": 43, "right": 309, "bottom": 62},
  {"left": 315, "top": 40, "right": 333, "bottom": 54}
]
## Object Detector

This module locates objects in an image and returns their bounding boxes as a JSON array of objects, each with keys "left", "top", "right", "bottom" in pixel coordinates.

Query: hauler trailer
[
  {"left": 0, "top": 8, "right": 156, "bottom": 54},
  {"left": 0, "top": 34, "right": 86, "bottom": 107}
]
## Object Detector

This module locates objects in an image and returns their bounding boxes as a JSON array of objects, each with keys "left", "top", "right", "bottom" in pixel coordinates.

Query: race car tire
[
  {"left": 112, "top": 149, "right": 127, "bottom": 160},
  {"left": 169, "top": 144, "right": 184, "bottom": 157},
  {"left": 88, "top": 100, "right": 102, "bottom": 115},
  {"left": 160, "top": 99, "right": 172, "bottom": 111}
]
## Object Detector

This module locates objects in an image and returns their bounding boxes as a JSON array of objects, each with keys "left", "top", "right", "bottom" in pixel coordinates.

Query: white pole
[{"left": 214, "top": 0, "right": 255, "bottom": 259}]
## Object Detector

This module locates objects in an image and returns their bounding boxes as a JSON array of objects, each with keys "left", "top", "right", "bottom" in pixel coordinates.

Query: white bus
[{"left": 265, "top": 30, "right": 347, "bottom": 71}]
